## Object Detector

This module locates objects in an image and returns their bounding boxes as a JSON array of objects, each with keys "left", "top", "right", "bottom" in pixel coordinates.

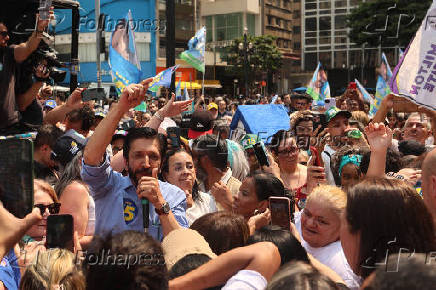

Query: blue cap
[{"left": 44, "top": 99, "right": 57, "bottom": 109}]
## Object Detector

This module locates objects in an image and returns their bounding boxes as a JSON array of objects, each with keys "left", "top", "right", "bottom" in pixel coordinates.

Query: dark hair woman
[
  {"left": 340, "top": 178, "right": 436, "bottom": 281},
  {"left": 160, "top": 148, "right": 217, "bottom": 225}
]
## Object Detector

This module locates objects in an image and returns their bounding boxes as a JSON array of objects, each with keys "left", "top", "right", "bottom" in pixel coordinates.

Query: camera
[{"left": 30, "top": 43, "right": 67, "bottom": 83}]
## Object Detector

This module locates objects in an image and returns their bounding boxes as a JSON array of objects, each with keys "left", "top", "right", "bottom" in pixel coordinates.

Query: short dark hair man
[
  {"left": 81, "top": 82, "right": 190, "bottom": 241},
  {"left": 290, "top": 93, "right": 312, "bottom": 113},
  {"left": 191, "top": 134, "right": 241, "bottom": 211},
  {"left": 33, "top": 124, "right": 64, "bottom": 185}
]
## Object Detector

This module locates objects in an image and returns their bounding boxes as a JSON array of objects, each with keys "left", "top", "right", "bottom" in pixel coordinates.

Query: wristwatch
[{"left": 155, "top": 201, "right": 170, "bottom": 215}]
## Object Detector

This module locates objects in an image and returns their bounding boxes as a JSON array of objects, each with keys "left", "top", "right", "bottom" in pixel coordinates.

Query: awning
[{"left": 194, "top": 80, "right": 222, "bottom": 89}]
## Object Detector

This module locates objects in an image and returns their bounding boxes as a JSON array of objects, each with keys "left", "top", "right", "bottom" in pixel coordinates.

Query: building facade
[
  {"left": 54, "top": 0, "right": 157, "bottom": 87},
  {"left": 300, "top": 0, "right": 381, "bottom": 93}
]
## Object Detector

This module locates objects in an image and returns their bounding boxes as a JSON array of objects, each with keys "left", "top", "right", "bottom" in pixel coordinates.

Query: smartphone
[
  {"left": 253, "top": 142, "right": 270, "bottom": 167},
  {"left": 312, "top": 112, "right": 327, "bottom": 136},
  {"left": 38, "top": 0, "right": 52, "bottom": 21},
  {"left": 46, "top": 214, "right": 74, "bottom": 251},
  {"left": 0, "top": 139, "right": 34, "bottom": 219},
  {"left": 324, "top": 98, "right": 336, "bottom": 111},
  {"left": 167, "top": 127, "right": 181, "bottom": 149},
  {"left": 269, "top": 197, "right": 292, "bottom": 230},
  {"left": 81, "top": 88, "right": 106, "bottom": 102}
]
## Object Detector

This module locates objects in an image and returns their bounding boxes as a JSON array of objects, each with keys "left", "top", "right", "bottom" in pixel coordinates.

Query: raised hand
[
  {"left": 160, "top": 93, "right": 192, "bottom": 118},
  {"left": 66, "top": 87, "right": 86, "bottom": 109},
  {"left": 118, "top": 84, "right": 147, "bottom": 113},
  {"left": 210, "top": 181, "right": 233, "bottom": 207},
  {"left": 306, "top": 153, "right": 326, "bottom": 194},
  {"left": 364, "top": 122, "right": 392, "bottom": 153},
  {"left": 36, "top": 7, "right": 54, "bottom": 32}
]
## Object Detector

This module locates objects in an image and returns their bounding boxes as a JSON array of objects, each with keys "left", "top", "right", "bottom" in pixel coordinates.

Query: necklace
[{"left": 281, "top": 164, "right": 302, "bottom": 190}]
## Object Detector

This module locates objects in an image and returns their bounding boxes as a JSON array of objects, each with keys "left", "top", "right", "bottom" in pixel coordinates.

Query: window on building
[
  {"left": 335, "top": 15, "right": 347, "bottom": 30},
  {"left": 319, "top": 1, "right": 331, "bottom": 9},
  {"left": 276, "top": 18, "right": 281, "bottom": 27},
  {"left": 293, "top": 10, "right": 300, "bottom": 19},
  {"left": 335, "top": 36, "right": 347, "bottom": 44},
  {"left": 247, "top": 14, "right": 255, "bottom": 35},
  {"left": 335, "top": 0, "right": 347, "bottom": 8},
  {"left": 206, "top": 16, "right": 213, "bottom": 42},
  {"left": 319, "top": 37, "right": 331, "bottom": 45},
  {"left": 293, "top": 42, "right": 301, "bottom": 50},
  {"left": 268, "top": 16, "right": 273, "bottom": 25},
  {"left": 334, "top": 51, "right": 347, "bottom": 68},
  {"left": 319, "top": 16, "right": 331, "bottom": 31},
  {"left": 215, "top": 13, "right": 242, "bottom": 41},
  {"left": 305, "top": 2, "right": 316, "bottom": 10},
  {"left": 305, "top": 38, "right": 316, "bottom": 45},
  {"left": 319, "top": 51, "right": 331, "bottom": 68},
  {"left": 293, "top": 26, "right": 301, "bottom": 34},
  {"left": 284, "top": 40, "right": 289, "bottom": 48},
  {"left": 305, "top": 17, "right": 316, "bottom": 31},
  {"left": 304, "top": 53, "right": 317, "bottom": 70}
]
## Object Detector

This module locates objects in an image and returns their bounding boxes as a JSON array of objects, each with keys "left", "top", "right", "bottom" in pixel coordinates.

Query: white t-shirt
[
  {"left": 186, "top": 191, "right": 217, "bottom": 226},
  {"left": 222, "top": 270, "right": 267, "bottom": 290},
  {"left": 295, "top": 211, "right": 361, "bottom": 289}
]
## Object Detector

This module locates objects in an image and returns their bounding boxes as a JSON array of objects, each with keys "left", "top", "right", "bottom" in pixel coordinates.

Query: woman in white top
[
  {"left": 160, "top": 148, "right": 216, "bottom": 225},
  {"left": 295, "top": 184, "right": 361, "bottom": 289}
]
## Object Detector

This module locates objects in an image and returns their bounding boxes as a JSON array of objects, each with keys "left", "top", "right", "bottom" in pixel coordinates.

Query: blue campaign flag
[
  {"left": 180, "top": 27, "right": 206, "bottom": 72},
  {"left": 148, "top": 65, "right": 179, "bottom": 92},
  {"left": 175, "top": 78, "right": 182, "bottom": 100},
  {"left": 109, "top": 10, "right": 142, "bottom": 96}
]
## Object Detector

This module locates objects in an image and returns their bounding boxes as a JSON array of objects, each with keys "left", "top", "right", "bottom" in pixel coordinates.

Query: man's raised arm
[
  {"left": 14, "top": 12, "right": 51, "bottom": 63},
  {"left": 84, "top": 81, "right": 151, "bottom": 166}
]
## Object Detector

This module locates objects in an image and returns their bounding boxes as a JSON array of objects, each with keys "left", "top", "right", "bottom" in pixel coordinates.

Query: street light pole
[
  {"left": 95, "top": 0, "right": 101, "bottom": 88},
  {"left": 243, "top": 27, "right": 248, "bottom": 97}
]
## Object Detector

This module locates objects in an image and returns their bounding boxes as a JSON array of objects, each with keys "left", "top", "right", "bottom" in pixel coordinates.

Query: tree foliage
[
  {"left": 223, "top": 34, "right": 282, "bottom": 90},
  {"left": 347, "top": 0, "right": 433, "bottom": 48}
]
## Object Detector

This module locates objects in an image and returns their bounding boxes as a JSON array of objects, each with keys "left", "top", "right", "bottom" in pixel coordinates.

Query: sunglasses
[
  {"left": 0, "top": 31, "right": 8, "bottom": 37},
  {"left": 34, "top": 203, "right": 61, "bottom": 215}
]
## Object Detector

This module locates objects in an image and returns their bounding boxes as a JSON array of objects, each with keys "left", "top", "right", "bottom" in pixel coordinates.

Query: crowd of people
[{"left": 2, "top": 10, "right": 436, "bottom": 290}]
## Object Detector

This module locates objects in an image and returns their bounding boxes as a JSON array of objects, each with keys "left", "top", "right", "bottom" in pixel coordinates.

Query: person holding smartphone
[{"left": 0, "top": 10, "right": 54, "bottom": 134}]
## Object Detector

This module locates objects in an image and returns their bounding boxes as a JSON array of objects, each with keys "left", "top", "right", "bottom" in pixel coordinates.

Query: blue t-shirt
[
  {"left": 0, "top": 249, "right": 20, "bottom": 290},
  {"left": 81, "top": 155, "right": 188, "bottom": 241}
]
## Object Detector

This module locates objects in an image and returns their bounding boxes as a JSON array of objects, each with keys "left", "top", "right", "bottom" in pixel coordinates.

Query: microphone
[{"left": 142, "top": 199, "right": 149, "bottom": 231}]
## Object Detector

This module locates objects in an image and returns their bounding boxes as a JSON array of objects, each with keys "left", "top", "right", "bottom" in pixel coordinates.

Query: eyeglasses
[
  {"left": 34, "top": 203, "right": 61, "bottom": 215},
  {"left": 278, "top": 146, "right": 298, "bottom": 156},
  {"left": 0, "top": 31, "right": 8, "bottom": 37},
  {"left": 295, "top": 126, "right": 313, "bottom": 134}
]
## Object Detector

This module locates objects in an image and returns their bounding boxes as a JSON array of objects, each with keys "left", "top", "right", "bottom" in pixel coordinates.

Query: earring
[{"left": 254, "top": 209, "right": 260, "bottom": 215}]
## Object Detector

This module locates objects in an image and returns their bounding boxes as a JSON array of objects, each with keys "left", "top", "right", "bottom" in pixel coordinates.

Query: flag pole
[{"left": 202, "top": 71, "right": 205, "bottom": 96}]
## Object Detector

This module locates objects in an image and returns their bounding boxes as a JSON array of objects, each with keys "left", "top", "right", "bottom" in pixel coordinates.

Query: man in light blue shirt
[{"left": 81, "top": 81, "right": 192, "bottom": 241}]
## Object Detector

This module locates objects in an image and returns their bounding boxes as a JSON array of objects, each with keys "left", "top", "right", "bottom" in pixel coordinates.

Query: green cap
[
  {"left": 324, "top": 106, "right": 352, "bottom": 123},
  {"left": 240, "top": 134, "right": 260, "bottom": 150}
]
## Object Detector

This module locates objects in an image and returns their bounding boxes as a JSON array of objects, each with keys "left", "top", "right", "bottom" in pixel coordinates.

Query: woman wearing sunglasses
[{"left": 24, "top": 179, "right": 60, "bottom": 242}]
